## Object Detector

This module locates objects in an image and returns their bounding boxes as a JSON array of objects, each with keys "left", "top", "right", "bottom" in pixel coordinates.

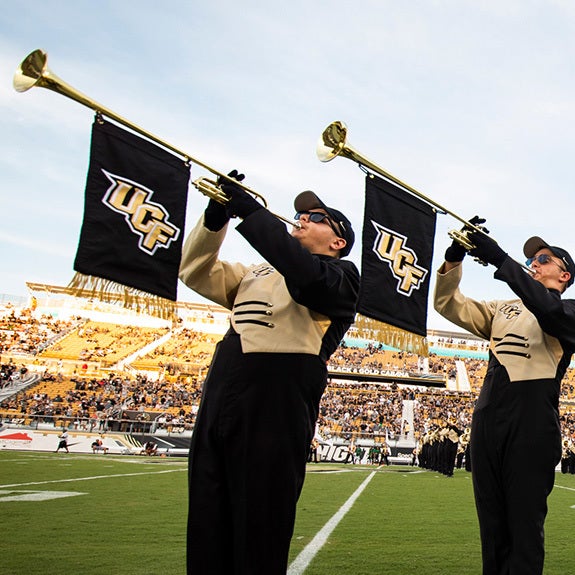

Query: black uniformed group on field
[
  {"left": 418, "top": 421, "right": 471, "bottom": 477},
  {"left": 419, "top": 424, "right": 575, "bottom": 478}
]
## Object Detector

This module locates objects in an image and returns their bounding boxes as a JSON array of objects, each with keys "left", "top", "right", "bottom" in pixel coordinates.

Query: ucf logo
[
  {"left": 371, "top": 221, "right": 428, "bottom": 296},
  {"left": 499, "top": 303, "right": 522, "bottom": 319},
  {"left": 101, "top": 170, "right": 180, "bottom": 256}
]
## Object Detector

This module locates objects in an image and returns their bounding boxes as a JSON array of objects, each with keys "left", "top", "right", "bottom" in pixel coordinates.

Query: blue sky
[{"left": 2, "top": 1, "right": 575, "bottom": 331}]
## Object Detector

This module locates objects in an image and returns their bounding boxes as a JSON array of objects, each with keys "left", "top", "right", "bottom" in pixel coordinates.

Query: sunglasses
[
  {"left": 295, "top": 211, "right": 344, "bottom": 238},
  {"left": 525, "top": 253, "right": 567, "bottom": 272}
]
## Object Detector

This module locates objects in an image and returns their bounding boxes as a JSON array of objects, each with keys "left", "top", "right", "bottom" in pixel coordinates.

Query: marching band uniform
[
  {"left": 179, "top": 182, "right": 359, "bottom": 575},
  {"left": 418, "top": 430, "right": 432, "bottom": 470},
  {"left": 442, "top": 421, "right": 460, "bottom": 477},
  {"left": 457, "top": 428, "right": 470, "bottom": 470},
  {"left": 569, "top": 440, "right": 575, "bottom": 475},
  {"left": 561, "top": 438, "right": 572, "bottom": 474},
  {"left": 434, "top": 233, "right": 575, "bottom": 575},
  {"left": 560, "top": 436, "right": 575, "bottom": 474}
]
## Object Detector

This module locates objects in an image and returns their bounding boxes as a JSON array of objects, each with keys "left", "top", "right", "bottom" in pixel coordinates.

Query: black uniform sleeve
[
  {"left": 495, "top": 257, "right": 575, "bottom": 345},
  {"left": 236, "top": 208, "right": 359, "bottom": 320}
]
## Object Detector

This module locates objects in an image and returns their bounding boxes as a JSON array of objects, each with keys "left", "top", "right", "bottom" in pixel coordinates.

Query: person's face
[
  {"left": 291, "top": 209, "right": 346, "bottom": 256},
  {"left": 528, "top": 248, "right": 571, "bottom": 292}
]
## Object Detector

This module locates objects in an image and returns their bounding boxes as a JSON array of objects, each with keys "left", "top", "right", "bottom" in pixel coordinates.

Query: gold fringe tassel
[
  {"left": 352, "top": 313, "right": 429, "bottom": 357},
  {"left": 67, "top": 272, "right": 177, "bottom": 321}
]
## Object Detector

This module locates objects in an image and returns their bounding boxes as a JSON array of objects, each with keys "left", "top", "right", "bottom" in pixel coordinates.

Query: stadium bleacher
[{"left": 2, "top": 290, "right": 575, "bottom": 459}]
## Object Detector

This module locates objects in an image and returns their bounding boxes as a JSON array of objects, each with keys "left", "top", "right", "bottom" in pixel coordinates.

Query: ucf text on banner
[
  {"left": 72, "top": 120, "right": 190, "bottom": 307},
  {"left": 357, "top": 174, "right": 436, "bottom": 353}
]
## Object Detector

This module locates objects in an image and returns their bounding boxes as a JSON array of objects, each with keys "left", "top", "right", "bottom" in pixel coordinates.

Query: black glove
[
  {"left": 444, "top": 216, "right": 486, "bottom": 262},
  {"left": 203, "top": 170, "right": 248, "bottom": 230},
  {"left": 221, "top": 170, "right": 263, "bottom": 219},
  {"left": 204, "top": 170, "right": 249, "bottom": 227},
  {"left": 444, "top": 240, "right": 467, "bottom": 263},
  {"left": 203, "top": 198, "right": 229, "bottom": 232},
  {"left": 468, "top": 230, "right": 507, "bottom": 268}
]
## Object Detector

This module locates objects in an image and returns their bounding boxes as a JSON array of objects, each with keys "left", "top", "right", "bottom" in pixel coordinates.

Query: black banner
[
  {"left": 73, "top": 120, "right": 190, "bottom": 301},
  {"left": 358, "top": 174, "right": 436, "bottom": 338}
]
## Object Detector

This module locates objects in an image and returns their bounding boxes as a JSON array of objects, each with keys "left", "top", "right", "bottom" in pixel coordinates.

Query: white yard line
[
  {"left": 0, "top": 468, "right": 185, "bottom": 489},
  {"left": 288, "top": 470, "right": 377, "bottom": 575},
  {"left": 4, "top": 462, "right": 377, "bottom": 574}
]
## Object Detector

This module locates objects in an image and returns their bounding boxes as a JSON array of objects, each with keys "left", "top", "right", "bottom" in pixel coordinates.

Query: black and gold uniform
[
  {"left": 179, "top": 185, "right": 359, "bottom": 575},
  {"left": 435, "top": 236, "right": 575, "bottom": 575}
]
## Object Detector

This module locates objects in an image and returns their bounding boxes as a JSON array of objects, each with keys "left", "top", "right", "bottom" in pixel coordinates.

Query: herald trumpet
[
  {"left": 317, "top": 121, "right": 485, "bottom": 247},
  {"left": 317, "top": 121, "right": 533, "bottom": 271},
  {"left": 14, "top": 49, "right": 300, "bottom": 229}
]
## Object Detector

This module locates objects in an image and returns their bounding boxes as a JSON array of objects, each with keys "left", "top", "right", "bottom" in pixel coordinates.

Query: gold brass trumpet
[
  {"left": 317, "top": 121, "right": 533, "bottom": 271},
  {"left": 317, "top": 121, "right": 484, "bottom": 249},
  {"left": 14, "top": 49, "right": 299, "bottom": 229}
]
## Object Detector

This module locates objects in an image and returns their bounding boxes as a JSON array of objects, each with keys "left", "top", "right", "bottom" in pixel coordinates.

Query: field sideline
[{"left": 1, "top": 451, "right": 575, "bottom": 574}]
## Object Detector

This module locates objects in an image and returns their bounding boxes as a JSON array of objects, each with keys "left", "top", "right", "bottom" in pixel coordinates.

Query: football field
[{"left": 1, "top": 450, "right": 575, "bottom": 574}]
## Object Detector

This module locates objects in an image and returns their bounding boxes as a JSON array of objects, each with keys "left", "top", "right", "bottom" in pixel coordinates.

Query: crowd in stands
[
  {"left": 0, "top": 371, "right": 201, "bottom": 433},
  {"left": 1, "top": 362, "right": 23, "bottom": 388},
  {"left": 0, "top": 307, "right": 81, "bottom": 355},
  {"left": 39, "top": 321, "right": 170, "bottom": 365},
  {"left": 430, "top": 335, "right": 489, "bottom": 352},
  {"left": 131, "top": 328, "right": 219, "bottom": 374},
  {"left": 2, "top": 304, "right": 575, "bottom": 450},
  {"left": 315, "top": 382, "right": 474, "bottom": 442}
]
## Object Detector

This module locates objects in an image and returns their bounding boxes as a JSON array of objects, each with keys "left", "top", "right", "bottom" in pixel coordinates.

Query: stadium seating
[
  {"left": 2, "top": 301, "right": 575, "bottom": 446},
  {"left": 38, "top": 321, "right": 170, "bottom": 366}
]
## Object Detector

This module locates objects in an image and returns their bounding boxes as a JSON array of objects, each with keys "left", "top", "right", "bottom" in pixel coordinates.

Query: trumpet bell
[
  {"left": 317, "top": 120, "right": 398, "bottom": 185},
  {"left": 13, "top": 48, "right": 303, "bottom": 231},
  {"left": 317, "top": 120, "right": 349, "bottom": 162},
  {"left": 14, "top": 49, "right": 49, "bottom": 92},
  {"left": 14, "top": 49, "right": 113, "bottom": 119}
]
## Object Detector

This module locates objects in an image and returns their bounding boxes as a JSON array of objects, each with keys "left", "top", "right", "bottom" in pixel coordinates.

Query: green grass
[{"left": 1, "top": 452, "right": 575, "bottom": 574}]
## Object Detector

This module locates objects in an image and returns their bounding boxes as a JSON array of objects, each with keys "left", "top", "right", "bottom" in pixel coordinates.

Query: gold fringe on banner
[
  {"left": 352, "top": 313, "right": 429, "bottom": 357},
  {"left": 67, "top": 272, "right": 177, "bottom": 321}
]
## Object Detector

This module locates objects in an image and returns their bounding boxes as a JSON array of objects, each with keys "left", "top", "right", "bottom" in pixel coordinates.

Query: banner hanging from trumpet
[
  {"left": 69, "top": 119, "right": 190, "bottom": 319},
  {"left": 355, "top": 174, "right": 437, "bottom": 355}
]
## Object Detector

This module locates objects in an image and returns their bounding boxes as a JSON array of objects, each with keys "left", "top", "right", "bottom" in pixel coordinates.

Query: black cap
[
  {"left": 294, "top": 191, "right": 355, "bottom": 257},
  {"left": 523, "top": 236, "right": 575, "bottom": 288}
]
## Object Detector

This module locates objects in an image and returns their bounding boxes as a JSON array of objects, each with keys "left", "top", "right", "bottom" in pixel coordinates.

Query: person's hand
[
  {"left": 204, "top": 170, "right": 249, "bottom": 229},
  {"left": 203, "top": 198, "right": 229, "bottom": 232},
  {"left": 444, "top": 240, "right": 467, "bottom": 263},
  {"left": 221, "top": 170, "right": 263, "bottom": 219},
  {"left": 444, "top": 216, "right": 486, "bottom": 262},
  {"left": 468, "top": 230, "right": 507, "bottom": 268}
]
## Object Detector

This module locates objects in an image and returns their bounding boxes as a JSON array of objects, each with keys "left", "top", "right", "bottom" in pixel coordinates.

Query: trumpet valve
[
  {"left": 447, "top": 229, "right": 488, "bottom": 266},
  {"left": 193, "top": 177, "right": 229, "bottom": 204},
  {"left": 447, "top": 229, "right": 475, "bottom": 251}
]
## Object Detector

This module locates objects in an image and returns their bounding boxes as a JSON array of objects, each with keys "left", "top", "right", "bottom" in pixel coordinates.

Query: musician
[
  {"left": 308, "top": 437, "right": 320, "bottom": 463},
  {"left": 434, "top": 225, "right": 575, "bottom": 575},
  {"left": 179, "top": 171, "right": 359, "bottom": 575},
  {"left": 560, "top": 438, "right": 572, "bottom": 474}
]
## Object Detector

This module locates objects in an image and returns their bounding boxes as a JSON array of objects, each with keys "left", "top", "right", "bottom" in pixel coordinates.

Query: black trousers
[
  {"left": 186, "top": 334, "right": 326, "bottom": 575},
  {"left": 470, "top": 379, "right": 561, "bottom": 575}
]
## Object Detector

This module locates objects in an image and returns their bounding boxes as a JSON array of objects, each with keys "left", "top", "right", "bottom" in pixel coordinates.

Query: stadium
[
  {"left": 3, "top": 285, "right": 575, "bottom": 575},
  {"left": 1, "top": 281, "right": 493, "bottom": 461}
]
